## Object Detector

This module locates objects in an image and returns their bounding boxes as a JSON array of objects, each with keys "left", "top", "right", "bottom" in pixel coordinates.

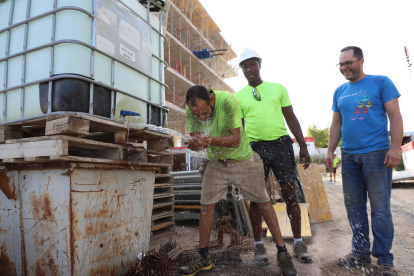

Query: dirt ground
[{"left": 150, "top": 168, "right": 414, "bottom": 276}]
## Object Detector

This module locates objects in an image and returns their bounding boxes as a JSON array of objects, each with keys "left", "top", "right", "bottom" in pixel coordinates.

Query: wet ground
[{"left": 150, "top": 169, "right": 414, "bottom": 276}]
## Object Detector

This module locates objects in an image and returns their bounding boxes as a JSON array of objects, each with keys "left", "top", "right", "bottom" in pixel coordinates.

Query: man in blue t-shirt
[{"left": 326, "top": 46, "right": 403, "bottom": 276}]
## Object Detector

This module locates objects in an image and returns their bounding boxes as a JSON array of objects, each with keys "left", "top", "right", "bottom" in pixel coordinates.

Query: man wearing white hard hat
[{"left": 235, "top": 48, "right": 313, "bottom": 265}]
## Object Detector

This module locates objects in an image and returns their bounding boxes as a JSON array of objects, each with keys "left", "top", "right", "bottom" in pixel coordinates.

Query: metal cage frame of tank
[{"left": 0, "top": 0, "right": 169, "bottom": 126}]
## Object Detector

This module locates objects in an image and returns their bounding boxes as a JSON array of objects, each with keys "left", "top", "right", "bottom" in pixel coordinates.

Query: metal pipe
[
  {"left": 173, "top": 185, "right": 202, "bottom": 190},
  {"left": 89, "top": 0, "right": 96, "bottom": 115},
  {"left": 174, "top": 205, "right": 201, "bottom": 210},
  {"left": 0, "top": 74, "right": 169, "bottom": 111},
  {"left": 3, "top": 0, "right": 15, "bottom": 122},
  {"left": 20, "top": 0, "right": 31, "bottom": 119},
  {"left": 0, "top": 39, "right": 169, "bottom": 90},
  {"left": 174, "top": 192, "right": 201, "bottom": 196},
  {"left": 174, "top": 200, "right": 201, "bottom": 204},
  {"left": 110, "top": 59, "right": 115, "bottom": 119},
  {"left": 0, "top": 5, "right": 168, "bottom": 46}
]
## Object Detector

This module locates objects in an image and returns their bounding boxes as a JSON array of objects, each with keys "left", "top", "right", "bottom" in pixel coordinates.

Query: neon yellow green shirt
[
  {"left": 333, "top": 157, "right": 339, "bottom": 168},
  {"left": 235, "top": 81, "right": 291, "bottom": 142},
  {"left": 186, "top": 90, "right": 253, "bottom": 161}
]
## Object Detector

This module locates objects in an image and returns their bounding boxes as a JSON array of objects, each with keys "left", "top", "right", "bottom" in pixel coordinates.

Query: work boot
[
  {"left": 293, "top": 241, "right": 313, "bottom": 263},
  {"left": 379, "top": 265, "right": 398, "bottom": 276},
  {"left": 178, "top": 255, "right": 212, "bottom": 276},
  {"left": 277, "top": 251, "right": 298, "bottom": 276},
  {"left": 253, "top": 243, "right": 269, "bottom": 266},
  {"left": 337, "top": 253, "right": 371, "bottom": 267}
]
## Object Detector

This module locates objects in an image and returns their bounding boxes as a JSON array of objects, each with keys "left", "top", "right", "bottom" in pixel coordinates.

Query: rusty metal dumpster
[{"left": 0, "top": 162, "right": 157, "bottom": 275}]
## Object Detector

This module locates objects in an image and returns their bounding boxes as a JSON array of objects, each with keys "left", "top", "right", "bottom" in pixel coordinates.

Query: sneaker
[
  {"left": 337, "top": 253, "right": 371, "bottom": 267},
  {"left": 178, "top": 255, "right": 212, "bottom": 276},
  {"left": 379, "top": 265, "right": 398, "bottom": 276},
  {"left": 277, "top": 251, "right": 298, "bottom": 276},
  {"left": 253, "top": 243, "right": 269, "bottom": 266},
  {"left": 293, "top": 241, "right": 313, "bottom": 263}
]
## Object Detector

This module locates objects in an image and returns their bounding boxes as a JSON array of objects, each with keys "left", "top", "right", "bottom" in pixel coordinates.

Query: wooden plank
[
  {"left": 148, "top": 154, "right": 173, "bottom": 166},
  {"left": 114, "top": 131, "right": 127, "bottom": 144},
  {"left": 152, "top": 201, "right": 174, "bottom": 209},
  {"left": 152, "top": 211, "right": 174, "bottom": 221},
  {"left": 298, "top": 164, "right": 333, "bottom": 223},
  {"left": 0, "top": 140, "right": 66, "bottom": 159},
  {"left": 155, "top": 175, "right": 173, "bottom": 184},
  {"left": 46, "top": 113, "right": 126, "bottom": 133},
  {"left": 154, "top": 183, "right": 173, "bottom": 188},
  {"left": 123, "top": 148, "right": 147, "bottom": 162},
  {"left": 263, "top": 203, "right": 312, "bottom": 238},
  {"left": 147, "top": 137, "right": 174, "bottom": 151},
  {"left": 45, "top": 117, "right": 90, "bottom": 136},
  {"left": 153, "top": 193, "right": 174, "bottom": 199},
  {"left": 151, "top": 221, "right": 175, "bottom": 231},
  {"left": 128, "top": 129, "right": 171, "bottom": 141},
  {"left": 0, "top": 126, "right": 23, "bottom": 143}
]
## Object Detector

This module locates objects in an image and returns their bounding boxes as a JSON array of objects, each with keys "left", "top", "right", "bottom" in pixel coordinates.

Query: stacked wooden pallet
[
  {"left": 0, "top": 112, "right": 176, "bottom": 237},
  {"left": 0, "top": 113, "right": 173, "bottom": 166},
  {"left": 151, "top": 167, "right": 176, "bottom": 238}
]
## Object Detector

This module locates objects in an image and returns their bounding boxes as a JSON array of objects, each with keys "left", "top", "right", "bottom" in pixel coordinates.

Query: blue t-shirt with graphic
[{"left": 332, "top": 75, "right": 400, "bottom": 154}]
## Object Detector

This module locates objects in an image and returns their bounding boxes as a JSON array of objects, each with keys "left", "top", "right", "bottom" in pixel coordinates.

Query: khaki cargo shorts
[{"left": 200, "top": 152, "right": 270, "bottom": 205}]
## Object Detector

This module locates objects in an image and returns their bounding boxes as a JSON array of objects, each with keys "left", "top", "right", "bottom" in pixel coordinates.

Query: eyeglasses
[
  {"left": 252, "top": 87, "right": 261, "bottom": 101},
  {"left": 336, "top": 59, "right": 361, "bottom": 68}
]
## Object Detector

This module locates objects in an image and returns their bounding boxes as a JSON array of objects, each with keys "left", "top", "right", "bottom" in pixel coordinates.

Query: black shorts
[
  {"left": 250, "top": 136, "right": 297, "bottom": 184},
  {"left": 326, "top": 167, "right": 337, "bottom": 173}
]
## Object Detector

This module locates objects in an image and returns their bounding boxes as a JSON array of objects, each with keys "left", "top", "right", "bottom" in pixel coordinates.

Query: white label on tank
[
  {"left": 119, "top": 19, "right": 141, "bottom": 50},
  {"left": 96, "top": 35, "right": 115, "bottom": 55},
  {"left": 120, "top": 44, "right": 136, "bottom": 62},
  {"left": 98, "top": 6, "right": 117, "bottom": 26}
]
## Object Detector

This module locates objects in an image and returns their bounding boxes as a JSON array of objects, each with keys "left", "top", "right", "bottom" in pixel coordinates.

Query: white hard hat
[{"left": 239, "top": 48, "right": 262, "bottom": 66}]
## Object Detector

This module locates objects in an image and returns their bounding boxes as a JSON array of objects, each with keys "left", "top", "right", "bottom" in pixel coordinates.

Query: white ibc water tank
[{"left": 0, "top": 0, "right": 168, "bottom": 126}]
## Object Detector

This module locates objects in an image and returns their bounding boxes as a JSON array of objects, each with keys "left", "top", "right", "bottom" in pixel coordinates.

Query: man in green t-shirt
[
  {"left": 178, "top": 85, "right": 298, "bottom": 276},
  {"left": 330, "top": 151, "right": 339, "bottom": 182},
  {"left": 235, "top": 48, "right": 312, "bottom": 264}
]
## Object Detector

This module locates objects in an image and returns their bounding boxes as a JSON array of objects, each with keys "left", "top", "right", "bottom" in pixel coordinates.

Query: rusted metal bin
[{"left": 0, "top": 162, "right": 156, "bottom": 275}]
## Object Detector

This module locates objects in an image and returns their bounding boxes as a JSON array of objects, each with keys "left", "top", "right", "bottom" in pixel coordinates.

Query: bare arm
[
  {"left": 186, "top": 128, "right": 241, "bottom": 151},
  {"left": 326, "top": 111, "right": 342, "bottom": 171},
  {"left": 384, "top": 98, "right": 403, "bottom": 168},
  {"left": 282, "top": 105, "right": 310, "bottom": 169}
]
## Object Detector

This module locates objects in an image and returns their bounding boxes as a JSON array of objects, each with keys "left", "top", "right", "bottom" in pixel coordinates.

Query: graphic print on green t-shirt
[
  {"left": 235, "top": 81, "right": 291, "bottom": 142},
  {"left": 186, "top": 91, "right": 253, "bottom": 161}
]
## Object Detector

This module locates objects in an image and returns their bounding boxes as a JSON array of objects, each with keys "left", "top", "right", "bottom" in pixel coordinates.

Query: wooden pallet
[
  {"left": 0, "top": 113, "right": 174, "bottom": 151},
  {"left": 0, "top": 135, "right": 173, "bottom": 167},
  {"left": 151, "top": 168, "right": 175, "bottom": 239}
]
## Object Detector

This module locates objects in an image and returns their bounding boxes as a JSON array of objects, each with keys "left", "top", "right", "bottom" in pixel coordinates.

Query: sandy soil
[{"left": 150, "top": 169, "right": 414, "bottom": 276}]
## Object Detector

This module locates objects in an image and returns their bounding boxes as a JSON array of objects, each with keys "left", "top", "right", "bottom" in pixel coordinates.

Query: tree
[
  {"left": 307, "top": 124, "right": 329, "bottom": 148},
  {"left": 307, "top": 124, "right": 342, "bottom": 148}
]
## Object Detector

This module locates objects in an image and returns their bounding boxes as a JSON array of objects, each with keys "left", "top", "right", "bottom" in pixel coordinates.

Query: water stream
[{"left": 127, "top": 123, "right": 189, "bottom": 139}]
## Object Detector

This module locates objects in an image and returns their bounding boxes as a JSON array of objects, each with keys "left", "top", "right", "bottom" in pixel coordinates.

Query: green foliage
[
  {"left": 306, "top": 123, "right": 343, "bottom": 148},
  {"left": 307, "top": 124, "right": 329, "bottom": 148}
]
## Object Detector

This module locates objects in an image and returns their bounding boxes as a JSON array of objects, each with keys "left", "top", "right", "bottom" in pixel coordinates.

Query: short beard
[{"left": 343, "top": 68, "right": 360, "bottom": 81}]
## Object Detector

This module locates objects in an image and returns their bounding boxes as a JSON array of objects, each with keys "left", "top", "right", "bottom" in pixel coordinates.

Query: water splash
[{"left": 127, "top": 123, "right": 188, "bottom": 139}]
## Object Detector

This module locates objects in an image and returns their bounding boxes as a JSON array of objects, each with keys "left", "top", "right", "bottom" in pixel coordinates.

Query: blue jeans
[{"left": 342, "top": 149, "right": 394, "bottom": 266}]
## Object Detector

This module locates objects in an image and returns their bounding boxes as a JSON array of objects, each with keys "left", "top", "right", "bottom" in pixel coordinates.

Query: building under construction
[{"left": 163, "top": 0, "right": 238, "bottom": 145}]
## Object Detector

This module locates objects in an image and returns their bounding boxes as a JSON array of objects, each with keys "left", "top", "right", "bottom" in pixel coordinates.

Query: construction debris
[{"left": 125, "top": 216, "right": 254, "bottom": 275}]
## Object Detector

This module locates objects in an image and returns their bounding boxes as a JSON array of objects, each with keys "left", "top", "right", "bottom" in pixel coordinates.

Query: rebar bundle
[
  {"left": 124, "top": 216, "right": 254, "bottom": 275},
  {"left": 124, "top": 250, "right": 175, "bottom": 276}
]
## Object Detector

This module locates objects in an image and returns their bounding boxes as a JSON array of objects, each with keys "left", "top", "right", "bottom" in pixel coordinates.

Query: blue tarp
[{"left": 192, "top": 49, "right": 214, "bottom": 60}]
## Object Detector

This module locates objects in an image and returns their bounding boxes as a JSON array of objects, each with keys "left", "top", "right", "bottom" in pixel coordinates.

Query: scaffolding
[{"left": 164, "top": 0, "right": 238, "bottom": 139}]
